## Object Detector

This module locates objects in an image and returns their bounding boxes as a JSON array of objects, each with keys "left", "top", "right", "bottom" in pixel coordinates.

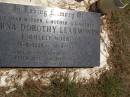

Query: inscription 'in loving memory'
[{"left": 0, "top": 3, "right": 100, "bottom": 67}]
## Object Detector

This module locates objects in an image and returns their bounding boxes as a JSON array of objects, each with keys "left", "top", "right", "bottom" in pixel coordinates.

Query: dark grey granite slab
[{"left": 0, "top": 3, "right": 100, "bottom": 67}]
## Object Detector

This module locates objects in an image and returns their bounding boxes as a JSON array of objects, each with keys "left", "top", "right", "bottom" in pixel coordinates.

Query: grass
[
  {"left": 0, "top": 71, "right": 125, "bottom": 97},
  {"left": 106, "top": 4, "right": 130, "bottom": 97},
  {"left": 99, "top": 72, "right": 124, "bottom": 97},
  {"left": 122, "top": 0, "right": 129, "bottom": 4}
]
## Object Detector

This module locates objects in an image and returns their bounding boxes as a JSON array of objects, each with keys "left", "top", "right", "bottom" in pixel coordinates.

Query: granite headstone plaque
[{"left": 0, "top": 3, "right": 100, "bottom": 67}]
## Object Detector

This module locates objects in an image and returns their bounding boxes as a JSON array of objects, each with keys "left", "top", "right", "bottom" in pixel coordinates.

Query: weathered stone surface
[
  {"left": 0, "top": 3, "right": 100, "bottom": 67},
  {"left": 0, "top": 0, "right": 110, "bottom": 87}
]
